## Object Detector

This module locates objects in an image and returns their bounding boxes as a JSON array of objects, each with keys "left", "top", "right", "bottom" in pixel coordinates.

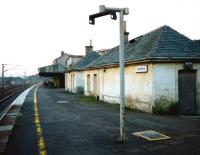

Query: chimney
[
  {"left": 123, "top": 21, "right": 129, "bottom": 43},
  {"left": 124, "top": 32, "right": 129, "bottom": 43},
  {"left": 85, "top": 40, "right": 93, "bottom": 55},
  {"left": 61, "top": 51, "right": 64, "bottom": 56}
]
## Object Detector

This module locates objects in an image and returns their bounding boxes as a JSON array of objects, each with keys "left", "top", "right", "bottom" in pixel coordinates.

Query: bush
[
  {"left": 167, "top": 101, "right": 178, "bottom": 115},
  {"left": 152, "top": 96, "right": 178, "bottom": 115}
]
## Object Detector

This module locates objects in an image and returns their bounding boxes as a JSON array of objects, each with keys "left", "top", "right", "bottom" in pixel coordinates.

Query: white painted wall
[
  {"left": 152, "top": 63, "right": 200, "bottom": 114},
  {"left": 125, "top": 64, "right": 153, "bottom": 112},
  {"left": 83, "top": 70, "right": 100, "bottom": 96},
  {"left": 152, "top": 63, "right": 183, "bottom": 101},
  {"left": 102, "top": 68, "right": 120, "bottom": 104},
  {"left": 84, "top": 64, "right": 153, "bottom": 112},
  {"left": 83, "top": 62, "right": 200, "bottom": 114},
  {"left": 65, "top": 71, "right": 84, "bottom": 93},
  {"left": 75, "top": 72, "right": 84, "bottom": 87}
]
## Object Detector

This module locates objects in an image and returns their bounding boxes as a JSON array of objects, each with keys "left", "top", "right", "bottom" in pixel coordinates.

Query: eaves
[{"left": 83, "top": 57, "right": 200, "bottom": 71}]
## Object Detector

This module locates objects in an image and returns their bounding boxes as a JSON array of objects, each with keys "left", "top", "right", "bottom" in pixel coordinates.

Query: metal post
[
  {"left": 2, "top": 64, "right": 4, "bottom": 97},
  {"left": 89, "top": 6, "right": 129, "bottom": 142},
  {"left": 119, "top": 10, "right": 125, "bottom": 142}
]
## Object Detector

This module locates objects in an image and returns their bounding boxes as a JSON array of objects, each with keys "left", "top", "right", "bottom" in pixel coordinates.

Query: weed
[
  {"left": 80, "top": 95, "right": 97, "bottom": 104},
  {"left": 152, "top": 96, "right": 178, "bottom": 115}
]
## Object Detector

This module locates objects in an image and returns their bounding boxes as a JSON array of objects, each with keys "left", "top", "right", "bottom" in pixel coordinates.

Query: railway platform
[{"left": 1, "top": 85, "right": 200, "bottom": 155}]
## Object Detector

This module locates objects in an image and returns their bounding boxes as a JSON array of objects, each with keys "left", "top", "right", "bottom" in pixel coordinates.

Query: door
[
  {"left": 178, "top": 69, "right": 196, "bottom": 115},
  {"left": 93, "top": 74, "right": 97, "bottom": 93}
]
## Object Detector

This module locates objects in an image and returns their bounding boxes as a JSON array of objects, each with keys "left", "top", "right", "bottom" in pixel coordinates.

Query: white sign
[{"left": 135, "top": 65, "right": 148, "bottom": 73}]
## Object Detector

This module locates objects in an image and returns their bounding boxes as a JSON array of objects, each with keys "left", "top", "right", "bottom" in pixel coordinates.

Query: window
[
  {"left": 93, "top": 74, "right": 97, "bottom": 93},
  {"left": 87, "top": 74, "right": 90, "bottom": 92},
  {"left": 71, "top": 74, "right": 73, "bottom": 89},
  {"left": 71, "top": 74, "right": 75, "bottom": 90}
]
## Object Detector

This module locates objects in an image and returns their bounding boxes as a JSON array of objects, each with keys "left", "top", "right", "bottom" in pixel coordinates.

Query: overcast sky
[{"left": 0, "top": 0, "right": 200, "bottom": 76}]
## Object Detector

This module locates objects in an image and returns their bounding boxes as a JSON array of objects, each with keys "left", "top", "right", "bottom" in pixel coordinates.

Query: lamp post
[{"left": 89, "top": 5, "right": 129, "bottom": 142}]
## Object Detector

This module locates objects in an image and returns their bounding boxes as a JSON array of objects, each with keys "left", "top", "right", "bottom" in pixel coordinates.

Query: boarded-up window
[
  {"left": 87, "top": 74, "right": 90, "bottom": 92},
  {"left": 93, "top": 74, "right": 97, "bottom": 93}
]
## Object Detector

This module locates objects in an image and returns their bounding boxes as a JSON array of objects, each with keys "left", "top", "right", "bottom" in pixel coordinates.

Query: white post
[
  {"left": 119, "top": 9, "right": 125, "bottom": 142},
  {"left": 89, "top": 6, "right": 128, "bottom": 142}
]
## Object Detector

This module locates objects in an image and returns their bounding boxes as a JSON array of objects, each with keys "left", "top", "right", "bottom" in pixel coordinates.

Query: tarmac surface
[{"left": 4, "top": 85, "right": 200, "bottom": 155}]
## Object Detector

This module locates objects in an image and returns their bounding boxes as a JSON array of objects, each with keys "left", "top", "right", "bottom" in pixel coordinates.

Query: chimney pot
[
  {"left": 61, "top": 51, "right": 64, "bottom": 56},
  {"left": 124, "top": 32, "right": 129, "bottom": 43},
  {"left": 85, "top": 40, "right": 93, "bottom": 55}
]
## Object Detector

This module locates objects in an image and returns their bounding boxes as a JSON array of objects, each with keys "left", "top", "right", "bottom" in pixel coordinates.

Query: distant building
[
  {"left": 38, "top": 51, "right": 83, "bottom": 88},
  {"left": 53, "top": 51, "right": 83, "bottom": 68}
]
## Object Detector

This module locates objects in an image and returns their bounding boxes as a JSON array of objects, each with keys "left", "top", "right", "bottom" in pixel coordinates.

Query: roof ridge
[
  {"left": 152, "top": 26, "right": 166, "bottom": 55},
  {"left": 128, "top": 25, "right": 166, "bottom": 43},
  {"left": 145, "top": 26, "right": 165, "bottom": 56},
  {"left": 141, "top": 25, "right": 166, "bottom": 37}
]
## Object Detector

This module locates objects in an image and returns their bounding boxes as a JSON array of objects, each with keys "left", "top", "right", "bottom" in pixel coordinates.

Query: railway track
[
  {"left": 0, "top": 85, "right": 26, "bottom": 100},
  {"left": 0, "top": 85, "right": 30, "bottom": 120}
]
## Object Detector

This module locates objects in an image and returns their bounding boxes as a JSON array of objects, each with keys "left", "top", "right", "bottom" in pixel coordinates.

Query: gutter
[
  {"left": 83, "top": 57, "right": 200, "bottom": 71},
  {"left": 65, "top": 68, "right": 81, "bottom": 74}
]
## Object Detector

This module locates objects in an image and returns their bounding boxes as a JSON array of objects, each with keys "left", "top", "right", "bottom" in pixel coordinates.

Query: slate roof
[
  {"left": 86, "top": 25, "right": 200, "bottom": 69},
  {"left": 194, "top": 40, "right": 200, "bottom": 46},
  {"left": 67, "top": 51, "right": 100, "bottom": 72}
]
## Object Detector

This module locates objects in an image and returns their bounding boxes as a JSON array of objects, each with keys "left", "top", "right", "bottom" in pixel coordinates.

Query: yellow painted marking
[{"left": 34, "top": 85, "right": 47, "bottom": 155}]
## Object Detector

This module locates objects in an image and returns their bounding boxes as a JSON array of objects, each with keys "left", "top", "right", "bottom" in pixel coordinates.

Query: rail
[
  {"left": 0, "top": 84, "right": 27, "bottom": 100},
  {"left": 0, "top": 84, "right": 30, "bottom": 120}
]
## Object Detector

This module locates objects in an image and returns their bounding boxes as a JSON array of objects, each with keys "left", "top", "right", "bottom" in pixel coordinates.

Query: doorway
[{"left": 178, "top": 69, "right": 196, "bottom": 115}]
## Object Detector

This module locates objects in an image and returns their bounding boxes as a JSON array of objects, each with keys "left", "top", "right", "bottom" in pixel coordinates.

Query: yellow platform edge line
[{"left": 34, "top": 85, "right": 47, "bottom": 155}]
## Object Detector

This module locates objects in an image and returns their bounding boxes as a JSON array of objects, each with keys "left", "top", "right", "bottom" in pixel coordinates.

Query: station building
[{"left": 83, "top": 25, "right": 200, "bottom": 115}]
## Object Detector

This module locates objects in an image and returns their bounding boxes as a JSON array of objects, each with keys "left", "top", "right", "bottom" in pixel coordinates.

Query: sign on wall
[{"left": 135, "top": 65, "right": 148, "bottom": 73}]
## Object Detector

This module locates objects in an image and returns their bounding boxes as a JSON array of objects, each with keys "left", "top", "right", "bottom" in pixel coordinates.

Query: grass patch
[
  {"left": 125, "top": 106, "right": 145, "bottom": 113},
  {"left": 125, "top": 106, "right": 134, "bottom": 111},
  {"left": 80, "top": 95, "right": 97, "bottom": 104}
]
